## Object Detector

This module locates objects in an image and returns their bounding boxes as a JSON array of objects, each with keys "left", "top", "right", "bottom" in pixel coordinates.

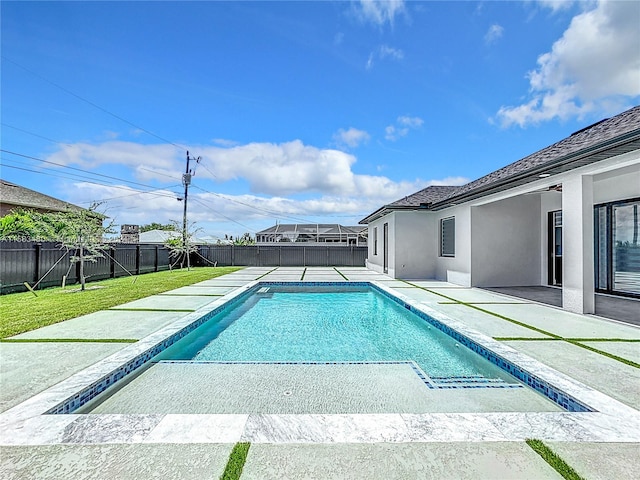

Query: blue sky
[{"left": 2, "top": 1, "right": 639, "bottom": 240}]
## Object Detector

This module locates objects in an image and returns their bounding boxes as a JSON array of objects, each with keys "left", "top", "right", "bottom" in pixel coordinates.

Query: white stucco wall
[
  {"left": 366, "top": 216, "right": 389, "bottom": 274},
  {"left": 434, "top": 206, "right": 472, "bottom": 286},
  {"left": 393, "top": 211, "right": 436, "bottom": 279},
  {"left": 471, "top": 194, "right": 542, "bottom": 287},
  {"left": 593, "top": 163, "right": 640, "bottom": 204}
]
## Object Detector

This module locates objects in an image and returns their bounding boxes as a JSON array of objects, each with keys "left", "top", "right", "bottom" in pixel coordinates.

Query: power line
[
  {"left": 0, "top": 162, "right": 181, "bottom": 202},
  {"left": 190, "top": 198, "right": 257, "bottom": 233},
  {"left": 1, "top": 122, "right": 74, "bottom": 146},
  {"left": 2, "top": 56, "right": 189, "bottom": 150},
  {"left": 1, "top": 149, "right": 176, "bottom": 192}
]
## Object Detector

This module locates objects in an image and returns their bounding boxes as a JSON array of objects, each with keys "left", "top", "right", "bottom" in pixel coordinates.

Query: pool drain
[{"left": 283, "top": 390, "right": 293, "bottom": 396}]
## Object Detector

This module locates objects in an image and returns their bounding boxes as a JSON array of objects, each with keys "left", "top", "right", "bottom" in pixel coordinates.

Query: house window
[
  {"left": 373, "top": 227, "right": 378, "bottom": 255},
  {"left": 440, "top": 217, "right": 455, "bottom": 257}
]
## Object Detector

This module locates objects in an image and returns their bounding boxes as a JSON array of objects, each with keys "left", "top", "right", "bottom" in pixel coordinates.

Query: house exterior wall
[
  {"left": 393, "top": 211, "right": 436, "bottom": 279},
  {"left": 366, "top": 214, "right": 392, "bottom": 274},
  {"left": 434, "top": 206, "right": 472, "bottom": 286},
  {"left": 471, "top": 195, "right": 542, "bottom": 287},
  {"left": 363, "top": 142, "right": 639, "bottom": 313}
]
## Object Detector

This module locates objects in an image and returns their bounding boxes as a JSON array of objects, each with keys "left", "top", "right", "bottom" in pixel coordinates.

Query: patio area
[
  {"left": 1, "top": 267, "right": 639, "bottom": 479},
  {"left": 483, "top": 286, "right": 640, "bottom": 326}
]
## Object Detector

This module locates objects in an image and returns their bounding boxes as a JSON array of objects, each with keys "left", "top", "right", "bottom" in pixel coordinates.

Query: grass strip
[
  {"left": 220, "top": 442, "right": 251, "bottom": 480},
  {"left": 404, "top": 281, "right": 640, "bottom": 368},
  {"left": 526, "top": 439, "right": 585, "bottom": 480},
  {"left": 0, "top": 267, "right": 242, "bottom": 338},
  {"left": 334, "top": 267, "right": 349, "bottom": 280},
  {"left": 300, "top": 268, "right": 307, "bottom": 281},
  {"left": 0, "top": 338, "right": 138, "bottom": 343},
  {"left": 256, "top": 267, "right": 279, "bottom": 279},
  {"left": 566, "top": 340, "right": 640, "bottom": 369}
]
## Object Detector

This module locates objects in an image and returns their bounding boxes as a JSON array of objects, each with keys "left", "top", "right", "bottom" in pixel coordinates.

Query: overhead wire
[
  {"left": 2, "top": 59, "right": 368, "bottom": 225},
  {"left": 2, "top": 56, "right": 189, "bottom": 151}
]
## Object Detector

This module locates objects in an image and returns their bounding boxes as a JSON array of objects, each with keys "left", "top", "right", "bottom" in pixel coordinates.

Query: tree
[
  {"left": 164, "top": 220, "right": 200, "bottom": 270},
  {"left": 233, "top": 232, "right": 255, "bottom": 245},
  {"left": 0, "top": 205, "right": 115, "bottom": 291},
  {"left": 55, "top": 204, "right": 115, "bottom": 291},
  {"left": 0, "top": 209, "right": 65, "bottom": 240},
  {"left": 140, "top": 222, "right": 176, "bottom": 233}
]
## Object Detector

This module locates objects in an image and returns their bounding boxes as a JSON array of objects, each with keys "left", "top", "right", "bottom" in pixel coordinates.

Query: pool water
[{"left": 155, "top": 284, "right": 515, "bottom": 383}]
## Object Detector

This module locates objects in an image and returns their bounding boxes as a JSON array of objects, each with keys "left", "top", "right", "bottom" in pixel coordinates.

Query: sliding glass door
[{"left": 595, "top": 198, "right": 640, "bottom": 297}]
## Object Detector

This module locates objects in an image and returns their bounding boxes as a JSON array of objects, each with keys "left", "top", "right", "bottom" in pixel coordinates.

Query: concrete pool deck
[{"left": 1, "top": 267, "right": 639, "bottom": 479}]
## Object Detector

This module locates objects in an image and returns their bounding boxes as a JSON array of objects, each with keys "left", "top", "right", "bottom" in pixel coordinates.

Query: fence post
[
  {"left": 34, "top": 243, "right": 42, "bottom": 286},
  {"left": 232, "top": 244, "right": 235, "bottom": 266},
  {"left": 110, "top": 246, "right": 116, "bottom": 278},
  {"left": 155, "top": 245, "right": 159, "bottom": 272},
  {"left": 136, "top": 245, "right": 141, "bottom": 275}
]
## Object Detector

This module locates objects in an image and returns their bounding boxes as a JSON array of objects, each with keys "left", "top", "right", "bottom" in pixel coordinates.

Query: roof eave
[{"left": 430, "top": 130, "right": 640, "bottom": 210}]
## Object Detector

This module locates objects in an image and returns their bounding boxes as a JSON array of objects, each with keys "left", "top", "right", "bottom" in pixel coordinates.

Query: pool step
[{"left": 428, "top": 375, "right": 523, "bottom": 389}]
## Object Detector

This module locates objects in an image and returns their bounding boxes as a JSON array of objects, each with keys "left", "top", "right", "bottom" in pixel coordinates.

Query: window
[
  {"left": 373, "top": 227, "right": 378, "bottom": 255},
  {"left": 440, "top": 217, "right": 455, "bottom": 257}
]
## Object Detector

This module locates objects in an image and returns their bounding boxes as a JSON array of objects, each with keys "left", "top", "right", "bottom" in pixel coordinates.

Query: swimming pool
[
  {"left": 155, "top": 284, "right": 516, "bottom": 384},
  {"left": 65, "top": 282, "right": 593, "bottom": 415}
]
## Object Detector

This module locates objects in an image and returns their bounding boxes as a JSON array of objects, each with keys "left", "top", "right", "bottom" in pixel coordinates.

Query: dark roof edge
[
  {"left": 358, "top": 204, "right": 424, "bottom": 224},
  {"left": 429, "top": 128, "right": 640, "bottom": 210}
]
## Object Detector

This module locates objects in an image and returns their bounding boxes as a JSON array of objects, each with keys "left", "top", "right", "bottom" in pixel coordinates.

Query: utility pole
[{"left": 182, "top": 150, "right": 200, "bottom": 270}]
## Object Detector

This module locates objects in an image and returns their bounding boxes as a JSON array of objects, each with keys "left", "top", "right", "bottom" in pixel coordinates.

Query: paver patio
[{"left": 1, "top": 267, "right": 639, "bottom": 479}]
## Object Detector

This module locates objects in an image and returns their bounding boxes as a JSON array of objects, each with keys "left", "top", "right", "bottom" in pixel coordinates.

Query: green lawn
[{"left": 0, "top": 267, "right": 242, "bottom": 338}]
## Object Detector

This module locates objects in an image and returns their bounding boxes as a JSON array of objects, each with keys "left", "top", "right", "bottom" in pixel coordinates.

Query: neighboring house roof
[
  {"left": 360, "top": 104, "right": 640, "bottom": 223},
  {"left": 256, "top": 224, "right": 367, "bottom": 236},
  {"left": 359, "top": 185, "right": 461, "bottom": 224},
  {"left": 138, "top": 229, "right": 180, "bottom": 244},
  {"left": 0, "top": 179, "right": 89, "bottom": 215}
]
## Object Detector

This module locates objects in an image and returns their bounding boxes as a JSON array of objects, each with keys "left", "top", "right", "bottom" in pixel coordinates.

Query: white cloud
[
  {"left": 366, "top": 44, "right": 404, "bottom": 70},
  {"left": 496, "top": 0, "right": 640, "bottom": 127},
  {"left": 535, "top": 0, "right": 576, "bottom": 13},
  {"left": 379, "top": 45, "right": 404, "bottom": 60},
  {"left": 212, "top": 138, "right": 239, "bottom": 147},
  {"left": 353, "top": 0, "right": 406, "bottom": 27},
  {"left": 385, "top": 115, "right": 424, "bottom": 140},
  {"left": 48, "top": 138, "right": 467, "bottom": 237},
  {"left": 333, "top": 127, "right": 371, "bottom": 148},
  {"left": 484, "top": 24, "right": 504, "bottom": 45},
  {"left": 397, "top": 116, "right": 424, "bottom": 128}
]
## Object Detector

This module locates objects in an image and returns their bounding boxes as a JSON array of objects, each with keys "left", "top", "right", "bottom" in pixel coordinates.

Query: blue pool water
[{"left": 156, "top": 284, "right": 515, "bottom": 382}]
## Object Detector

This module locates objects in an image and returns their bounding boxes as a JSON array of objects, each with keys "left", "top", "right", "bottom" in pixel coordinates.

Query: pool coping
[{"left": 1, "top": 280, "right": 640, "bottom": 445}]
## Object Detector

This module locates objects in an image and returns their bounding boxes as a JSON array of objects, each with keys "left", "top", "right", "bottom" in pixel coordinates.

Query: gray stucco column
[{"left": 562, "top": 175, "right": 595, "bottom": 314}]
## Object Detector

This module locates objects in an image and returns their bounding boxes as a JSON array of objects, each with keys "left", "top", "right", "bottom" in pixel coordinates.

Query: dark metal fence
[
  {"left": 0, "top": 242, "right": 367, "bottom": 294},
  {"left": 0, "top": 241, "right": 172, "bottom": 294},
  {"left": 195, "top": 245, "right": 367, "bottom": 268}
]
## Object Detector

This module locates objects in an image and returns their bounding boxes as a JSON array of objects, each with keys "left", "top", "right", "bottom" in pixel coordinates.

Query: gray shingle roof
[
  {"left": 0, "top": 180, "right": 87, "bottom": 214},
  {"left": 387, "top": 185, "right": 462, "bottom": 208},
  {"left": 434, "top": 105, "right": 640, "bottom": 205},
  {"left": 359, "top": 185, "right": 461, "bottom": 224},
  {"left": 360, "top": 104, "right": 640, "bottom": 223}
]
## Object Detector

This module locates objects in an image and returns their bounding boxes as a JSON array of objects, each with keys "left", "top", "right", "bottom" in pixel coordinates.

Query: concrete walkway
[{"left": 1, "top": 267, "right": 639, "bottom": 479}]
